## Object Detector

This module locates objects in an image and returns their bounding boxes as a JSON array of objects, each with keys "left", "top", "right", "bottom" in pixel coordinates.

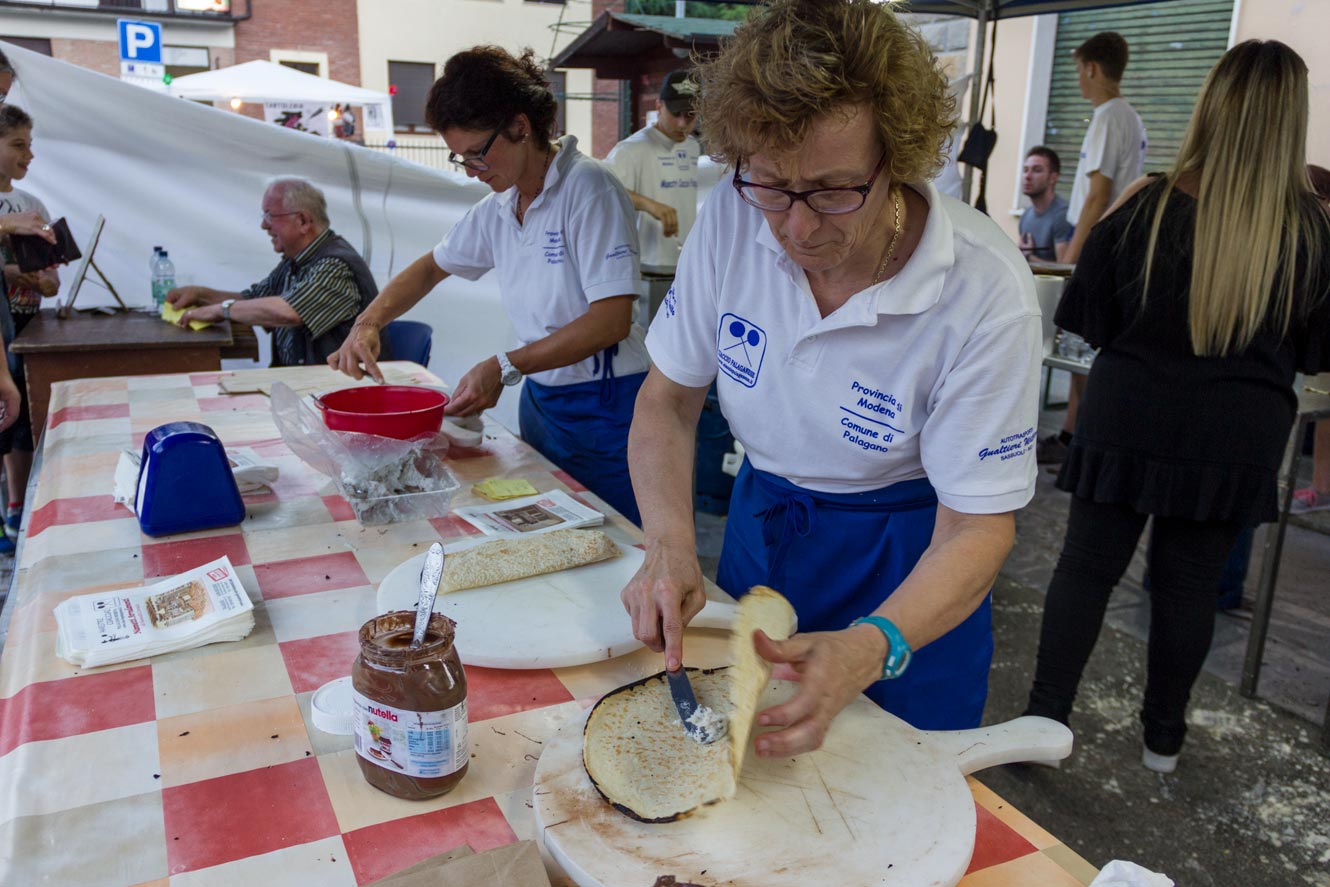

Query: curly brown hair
[
  {"left": 425, "top": 46, "right": 558, "bottom": 140},
  {"left": 696, "top": 0, "right": 954, "bottom": 184}
]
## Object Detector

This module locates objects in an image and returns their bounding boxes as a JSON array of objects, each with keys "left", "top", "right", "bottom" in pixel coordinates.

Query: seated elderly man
[{"left": 168, "top": 177, "right": 382, "bottom": 366}]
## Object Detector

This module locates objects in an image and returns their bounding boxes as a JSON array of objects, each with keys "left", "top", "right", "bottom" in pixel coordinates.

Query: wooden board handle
[{"left": 919, "top": 716, "right": 1073, "bottom": 775}]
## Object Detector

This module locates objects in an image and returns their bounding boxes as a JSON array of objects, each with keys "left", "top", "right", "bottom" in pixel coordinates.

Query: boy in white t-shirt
[
  {"left": 1039, "top": 31, "right": 1147, "bottom": 465},
  {"left": 606, "top": 69, "right": 701, "bottom": 270}
]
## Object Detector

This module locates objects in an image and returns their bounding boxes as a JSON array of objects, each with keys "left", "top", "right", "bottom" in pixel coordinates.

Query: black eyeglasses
[
  {"left": 732, "top": 152, "right": 888, "bottom": 215},
  {"left": 449, "top": 125, "right": 504, "bottom": 172}
]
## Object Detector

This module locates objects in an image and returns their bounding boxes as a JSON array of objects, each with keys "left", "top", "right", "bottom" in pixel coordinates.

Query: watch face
[{"left": 502, "top": 368, "right": 522, "bottom": 386}]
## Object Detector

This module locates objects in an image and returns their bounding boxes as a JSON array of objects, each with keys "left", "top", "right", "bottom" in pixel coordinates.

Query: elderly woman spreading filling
[{"left": 620, "top": 0, "right": 1043, "bottom": 755}]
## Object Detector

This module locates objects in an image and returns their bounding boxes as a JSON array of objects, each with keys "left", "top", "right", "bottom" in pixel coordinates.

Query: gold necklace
[
  {"left": 871, "top": 187, "right": 904, "bottom": 285},
  {"left": 516, "top": 144, "right": 553, "bottom": 224}
]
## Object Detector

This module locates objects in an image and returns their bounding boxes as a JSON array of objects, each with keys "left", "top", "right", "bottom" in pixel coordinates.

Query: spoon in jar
[{"left": 412, "top": 542, "right": 445, "bottom": 648}]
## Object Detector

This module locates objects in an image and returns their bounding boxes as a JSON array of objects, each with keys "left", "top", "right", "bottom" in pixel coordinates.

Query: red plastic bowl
[{"left": 318, "top": 386, "right": 448, "bottom": 440}]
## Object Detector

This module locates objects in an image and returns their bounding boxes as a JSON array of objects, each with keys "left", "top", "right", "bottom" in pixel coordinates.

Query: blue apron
[
  {"left": 716, "top": 460, "right": 993, "bottom": 730},
  {"left": 518, "top": 346, "right": 645, "bottom": 526}
]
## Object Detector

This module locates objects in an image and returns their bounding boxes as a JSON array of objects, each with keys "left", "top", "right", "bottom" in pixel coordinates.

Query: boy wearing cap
[{"left": 606, "top": 69, "right": 701, "bottom": 270}]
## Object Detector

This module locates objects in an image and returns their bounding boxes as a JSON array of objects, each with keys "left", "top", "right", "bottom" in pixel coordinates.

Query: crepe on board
[
  {"left": 581, "top": 586, "right": 798, "bottom": 823},
  {"left": 440, "top": 528, "right": 620, "bottom": 593}
]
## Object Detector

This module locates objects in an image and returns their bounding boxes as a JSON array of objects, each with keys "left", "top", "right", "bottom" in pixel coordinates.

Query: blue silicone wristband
[{"left": 850, "top": 615, "right": 913, "bottom": 681}]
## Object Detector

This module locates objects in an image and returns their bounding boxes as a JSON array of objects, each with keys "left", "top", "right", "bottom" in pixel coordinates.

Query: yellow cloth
[
  {"left": 160, "top": 302, "right": 215, "bottom": 331},
  {"left": 471, "top": 478, "right": 540, "bottom": 501}
]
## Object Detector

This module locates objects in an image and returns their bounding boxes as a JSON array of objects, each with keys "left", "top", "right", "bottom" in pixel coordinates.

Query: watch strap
[
  {"left": 850, "top": 615, "right": 913, "bottom": 681},
  {"left": 496, "top": 351, "right": 522, "bottom": 386},
  {"left": 220, "top": 299, "right": 236, "bottom": 321}
]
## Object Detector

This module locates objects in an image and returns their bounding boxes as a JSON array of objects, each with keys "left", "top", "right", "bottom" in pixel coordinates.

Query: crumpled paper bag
[{"left": 1090, "top": 860, "right": 1174, "bottom": 887}]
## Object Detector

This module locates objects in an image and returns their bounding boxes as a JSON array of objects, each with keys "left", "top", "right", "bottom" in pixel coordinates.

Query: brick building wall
[
  {"left": 48, "top": 38, "right": 120, "bottom": 78},
  {"left": 233, "top": 0, "right": 362, "bottom": 86}
]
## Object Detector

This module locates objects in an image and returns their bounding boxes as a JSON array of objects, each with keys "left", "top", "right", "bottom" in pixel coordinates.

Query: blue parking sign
[{"left": 118, "top": 20, "right": 162, "bottom": 64}]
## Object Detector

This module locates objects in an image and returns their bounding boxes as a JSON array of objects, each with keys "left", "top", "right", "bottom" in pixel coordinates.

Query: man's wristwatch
[
  {"left": 496, "top": 351, "right": 523, "bottom": 386},
  {"left": 850, "top": 615, "right": 913, "bottom": 681},
  {"left": 220, "top": 299, "right": 236, "bottom": 321}
]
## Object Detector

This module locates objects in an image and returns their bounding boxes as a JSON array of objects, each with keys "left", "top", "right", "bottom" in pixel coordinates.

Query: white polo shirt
[
  {"left": 607, "top": 125, "right": 701, "bottom": 268},
  {"left": 1068, "top": 97, "right": 1147, "bottom": 226},
  {"left": 646, "top": 181, "right": 1042, "bottom": 514},
  {"left": 434, "top": 135, "right": 649, "bottom": 387}
]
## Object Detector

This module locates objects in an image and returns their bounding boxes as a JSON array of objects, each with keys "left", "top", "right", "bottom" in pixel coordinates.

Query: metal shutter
[{"left": 1043, "top": 0, "right": 1233, "bottom": 199}]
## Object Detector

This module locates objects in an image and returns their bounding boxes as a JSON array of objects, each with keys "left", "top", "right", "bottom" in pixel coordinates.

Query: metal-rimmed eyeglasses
[
  {"left": 732, "top": 152, "right": 887, "bottom": 214},
  {"left": 449, "top": 125, "right": 504, "bottom": 172},
  {"left": 261, "top": 210, "right": 302, "bottom": 224}
]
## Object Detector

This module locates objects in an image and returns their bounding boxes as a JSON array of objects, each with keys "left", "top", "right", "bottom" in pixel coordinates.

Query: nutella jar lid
[{"left": 312, "top": 676, "right": 355, "bottom": 735}]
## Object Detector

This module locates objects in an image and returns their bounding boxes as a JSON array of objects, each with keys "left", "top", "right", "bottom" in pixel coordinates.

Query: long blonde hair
[{"left": 1141, "top": 40, "right": 1325, "bottom": 356}]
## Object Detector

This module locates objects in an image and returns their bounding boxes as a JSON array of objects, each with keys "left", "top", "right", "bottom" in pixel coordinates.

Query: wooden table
[
  {"left": 0, "top": 363, "right": 1098, "bottom": 886},
  {"left": 9, "top": 308, "right": 234, "bottom": 437}
]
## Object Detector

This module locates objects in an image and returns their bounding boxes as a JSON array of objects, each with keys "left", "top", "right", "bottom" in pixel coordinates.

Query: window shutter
[{"left": 1043, "top": 0, "right": 1234, "bottom": 199}]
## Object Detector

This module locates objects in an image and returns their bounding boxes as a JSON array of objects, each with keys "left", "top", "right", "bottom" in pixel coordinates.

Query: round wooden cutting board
[{"left": 533, "top": 682, "right": 1072, "bottom": 887}]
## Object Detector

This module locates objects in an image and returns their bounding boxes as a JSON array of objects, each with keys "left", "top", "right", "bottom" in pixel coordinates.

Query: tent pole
[{"left": 961, "top": 1, "right": 989, "bottom": 204}]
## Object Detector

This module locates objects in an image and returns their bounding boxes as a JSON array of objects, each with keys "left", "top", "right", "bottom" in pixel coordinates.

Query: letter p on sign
[{"left": 117, "top": 19, "right": 162, "bottom": 64}]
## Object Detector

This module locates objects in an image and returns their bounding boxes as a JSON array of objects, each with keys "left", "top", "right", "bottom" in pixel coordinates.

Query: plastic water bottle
[{"left": 152, "top": 251, "right": 176, "bottom": 310}]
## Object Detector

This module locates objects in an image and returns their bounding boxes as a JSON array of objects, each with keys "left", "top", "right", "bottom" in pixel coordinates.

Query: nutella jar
[{"left": 352, "top": 611, "right": 469, "bottom": 800}]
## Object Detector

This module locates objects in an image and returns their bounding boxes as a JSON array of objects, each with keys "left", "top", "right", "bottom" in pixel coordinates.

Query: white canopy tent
[{"left": 168, "top": 60, "right": 395, "bottom": 136}]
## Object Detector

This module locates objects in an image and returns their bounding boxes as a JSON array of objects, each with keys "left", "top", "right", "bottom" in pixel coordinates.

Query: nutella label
[{"left": 352, "top": 691, "right": 469, "bottom": 779}]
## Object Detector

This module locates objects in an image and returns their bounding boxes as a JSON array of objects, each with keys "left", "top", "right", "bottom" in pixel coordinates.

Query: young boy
[
  {"left": 0, "top": 104, "right": 59, "bottom": 554},
  {"left": 1038, "top": 32, "right": 1147, "bottom": 465}
]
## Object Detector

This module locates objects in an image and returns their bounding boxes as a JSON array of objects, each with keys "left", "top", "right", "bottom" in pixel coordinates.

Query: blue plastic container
[{"left": 135, "top": 422, "right": 245, "bottom": 537}]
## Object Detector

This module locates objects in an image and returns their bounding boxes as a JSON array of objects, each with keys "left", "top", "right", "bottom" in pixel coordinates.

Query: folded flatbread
[
  {"left": 582, "top": 586, "right": 797, "bottom": 822},
  {"left": 441, "top": 528, "right": 620, "bottom": 593}
]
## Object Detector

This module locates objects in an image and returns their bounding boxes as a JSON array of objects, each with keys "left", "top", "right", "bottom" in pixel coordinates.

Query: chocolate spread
[{"left": 352, "top": 611, "right": 469, "bottom": 800}]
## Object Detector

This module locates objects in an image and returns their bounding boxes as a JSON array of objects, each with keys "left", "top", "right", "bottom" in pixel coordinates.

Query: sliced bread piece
[
  {"left": 581, "top": 585, "right": 797, "bottom": 822},
  {"left": 440, "top": 528, "right": 619, "bottom": 593}
]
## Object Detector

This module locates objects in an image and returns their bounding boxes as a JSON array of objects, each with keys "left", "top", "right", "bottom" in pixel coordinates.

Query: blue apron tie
[
  {"left": 758, "top": 492, "right": 816, "bottom": 593},
  {"left": 591, "top": 343, "right": 619, "bottom": 406}
]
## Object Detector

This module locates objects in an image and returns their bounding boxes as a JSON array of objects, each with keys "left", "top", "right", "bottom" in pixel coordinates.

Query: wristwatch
[
  {"left": 496, "top": 351, "right": 523, "bottom": 386},
  {"left": 220, "top": 299, "right": 237, "bottom": 321},
  {"left": 850, "top": 615, "right": 913, "bottom": 681}
]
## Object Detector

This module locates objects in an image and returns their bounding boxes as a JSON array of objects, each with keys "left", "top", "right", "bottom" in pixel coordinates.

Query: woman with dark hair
[
  {"left": 331, "top": 46, "right": 648, "bottom": 524},
  {"left": 1025, "top": 42, "right": 1330, "bottom": 772}
]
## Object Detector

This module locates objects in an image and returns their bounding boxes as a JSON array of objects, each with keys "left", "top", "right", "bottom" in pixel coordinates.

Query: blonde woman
[
  {"left": 1025, "top": 41, "right": 1330, "bottom": 772},
  {"left": 622, "top": 0, "right": 1042, "bottom": 753}
]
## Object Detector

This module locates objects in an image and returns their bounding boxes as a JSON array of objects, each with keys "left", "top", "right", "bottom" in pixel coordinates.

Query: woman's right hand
[
  {"left": 620, "top": 539, "right": 707, "bottom": 671},
  {"left": 0, "top": 211, "right": 57, "bottom": 243},
  {"left": 330, "top": 321, "right": 384, "bottom": 382}
]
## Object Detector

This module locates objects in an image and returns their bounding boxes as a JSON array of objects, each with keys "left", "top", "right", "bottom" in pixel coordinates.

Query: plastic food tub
[{"left": 318, "top": 386, "right": 448, "bottom": 440}]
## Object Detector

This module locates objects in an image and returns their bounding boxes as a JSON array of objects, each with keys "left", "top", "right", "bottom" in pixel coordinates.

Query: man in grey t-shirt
[{"left": 1018, "top": 146, "right": 1073, "bottom": 263}]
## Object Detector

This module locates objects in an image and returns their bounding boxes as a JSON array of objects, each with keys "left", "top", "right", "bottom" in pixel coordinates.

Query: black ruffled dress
[{"left": 1055, "top": 179, "right": 1330, "bottom": 526}]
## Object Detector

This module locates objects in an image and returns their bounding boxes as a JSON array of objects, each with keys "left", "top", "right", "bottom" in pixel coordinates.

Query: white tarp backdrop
[{"left": 3, "top": 42, "right": 528, "bottom": 431}]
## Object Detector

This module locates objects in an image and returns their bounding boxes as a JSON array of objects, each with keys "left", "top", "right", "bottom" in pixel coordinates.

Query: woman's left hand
[
  {"left": 749, "top": 624, "right": 886, "bottom": 757},
  {"left": 445, "top": 356, "right": 503, "bottom": 416}
]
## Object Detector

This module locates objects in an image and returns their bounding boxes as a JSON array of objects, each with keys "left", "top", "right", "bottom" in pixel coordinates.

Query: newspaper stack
[
  {"left": 453, "top": 489, "right": 604, "bottom": 536},
  {"left": 54, "top": 557, "right": 255, "bottom": 668}
]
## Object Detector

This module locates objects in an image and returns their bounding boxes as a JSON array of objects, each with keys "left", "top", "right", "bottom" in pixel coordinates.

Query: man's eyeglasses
[
  {"left": 449, "top": 125, "right": 504, "bottom": 172},
  {"left": 732, "top": 152, "right": 888, "bottom": 215},
  {"left": 261, "top": 210, "right": 302, "bottom": 224}
]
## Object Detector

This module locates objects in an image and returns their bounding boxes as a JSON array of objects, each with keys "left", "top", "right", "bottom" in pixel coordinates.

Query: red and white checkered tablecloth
[{"left": 0, "top": 363, "right": 1096, "bottom": 886}]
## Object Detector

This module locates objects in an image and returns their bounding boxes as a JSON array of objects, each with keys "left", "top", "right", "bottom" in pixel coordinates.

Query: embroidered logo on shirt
[
  {"left": 717, "top": 313, "right": 766, "bottom": 388},
  {"left": 978, "top": 426, "right": 1037, "bottom": 462},
  {"left": 605, "top": 242, "right": 637, "bottom": 262},
  {"left": 838, "top": 380, "right": 904, "bottom": 454},
  {"left": 663, "top": 285, "right": 678, "bottom": 319},
  {"left": 543, "top": 229, "right": 566, "bottom": 265}
]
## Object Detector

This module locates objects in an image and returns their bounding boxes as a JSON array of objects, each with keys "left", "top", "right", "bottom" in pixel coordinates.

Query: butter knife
[
  {"left": 411, "top": 542, "right": 445, "bottom": 648},
  {"left": 665, "top": 667, "right": 727, "bottom": 744}
]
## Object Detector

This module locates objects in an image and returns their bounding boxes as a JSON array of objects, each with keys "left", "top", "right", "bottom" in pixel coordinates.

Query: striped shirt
[{"left": 242, "top": 228, "right": 362, "bottom": 366}]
